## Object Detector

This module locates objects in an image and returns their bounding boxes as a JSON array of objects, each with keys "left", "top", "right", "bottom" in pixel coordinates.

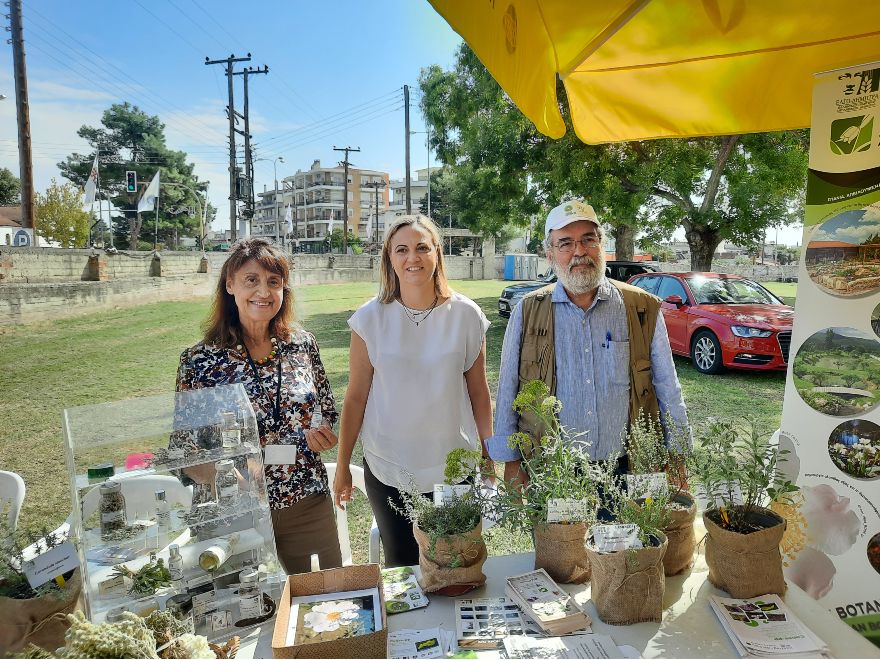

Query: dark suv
[{"left": 498, "top": 261, "right": 658, "bottom": 318}]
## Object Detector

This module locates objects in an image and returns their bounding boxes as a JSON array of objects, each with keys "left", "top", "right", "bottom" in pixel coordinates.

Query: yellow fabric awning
[{"left": 427, "top": 0, "right": 880, "bottom": 143}]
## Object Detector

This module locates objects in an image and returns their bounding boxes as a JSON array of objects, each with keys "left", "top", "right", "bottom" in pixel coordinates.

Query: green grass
[
  {"left": 0, "top": 279, "right": 788, "bottom": 563},
  {"left": 760, "top": 281, "right": 798, "bottom": 307}
]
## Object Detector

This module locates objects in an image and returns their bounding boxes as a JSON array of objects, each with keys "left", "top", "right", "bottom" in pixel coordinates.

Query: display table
[{"left": 238, "top": 546, "right": 879, "bottom": 659}]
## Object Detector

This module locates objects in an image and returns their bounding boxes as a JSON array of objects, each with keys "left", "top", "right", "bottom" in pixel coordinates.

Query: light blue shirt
[{"left": 488, "top": 278, "right": 689, "bottom": 461}]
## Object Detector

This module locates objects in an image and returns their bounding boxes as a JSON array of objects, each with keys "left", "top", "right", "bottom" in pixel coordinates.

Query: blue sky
[{"left": 0, "top": 1, "right": 461, "bottom": 229}]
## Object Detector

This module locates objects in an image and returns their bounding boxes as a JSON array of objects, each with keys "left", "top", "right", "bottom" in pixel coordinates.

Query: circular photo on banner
[
  {"left": 805, "top": 202, "right": 880, "bottom": 297},
  {"left": 792, "top": 327, "right": 880, "bottom": 416},
  {"left": 828, "top": 419, "right": 880, "bottom": 479},
  {"left": 872, "top": 302, "right": 880, "bottom": 340},
  {"left": 869, "top": 533, "right": 880, "bottom": 575}
]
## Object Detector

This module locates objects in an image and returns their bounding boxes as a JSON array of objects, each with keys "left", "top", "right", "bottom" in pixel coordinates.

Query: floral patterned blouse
[{"left": 175, "top": 330, "right": 338, "bottom": 509}]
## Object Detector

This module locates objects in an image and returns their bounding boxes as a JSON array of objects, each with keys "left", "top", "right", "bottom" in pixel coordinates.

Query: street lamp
[{"left": 161, "top": 181, "right": 209, "bottom": 256}]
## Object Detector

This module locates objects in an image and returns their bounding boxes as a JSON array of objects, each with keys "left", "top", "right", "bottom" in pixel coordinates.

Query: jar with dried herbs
[{"left": 99, "top": 480, "right": 127, "bottom": 539}]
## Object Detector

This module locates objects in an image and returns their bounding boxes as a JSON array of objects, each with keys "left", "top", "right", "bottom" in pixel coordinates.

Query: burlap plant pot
[
  {"left": 534, "top": 522, "right": 591, "bottom": 584},
  {"left": 585, "top": 532, "right": 667, "bottom": 626},
  {"left": 412, "top": 521, "right": 486, "bottom": 594},
  {"left": 704, "top": 507, "right": 787, "bottom": 598},
  {"left": 0, "top": 569, "right": 82, "bottom": 656},
  {"left": 663, "top": 493, "right": 697, "bottom": 576}
]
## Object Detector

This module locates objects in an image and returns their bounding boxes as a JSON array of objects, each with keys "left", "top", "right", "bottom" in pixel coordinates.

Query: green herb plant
[
  {"left": 390, "top": 449, "right": 488, "bottom": 567},
  {"left": 689, "top": 418, "right": 798, "bottom": 533},
  {"left": 0, "top": 519, "right": 68, "bottom": 600},
  {"left": 491, "top": 380, "right": 602, "bottom": 533},
  {"left": 625, "top": 408, "right": 692, "bottom": 498}
]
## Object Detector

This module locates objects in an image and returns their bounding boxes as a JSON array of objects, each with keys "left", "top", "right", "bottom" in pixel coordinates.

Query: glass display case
[{"left": 63, "top": 384, "right": 283, "bottom": 641}]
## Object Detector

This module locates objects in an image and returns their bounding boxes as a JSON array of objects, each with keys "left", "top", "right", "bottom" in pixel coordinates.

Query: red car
[{"left": 627, "top": 272, "right": 794, "bottom": 374}]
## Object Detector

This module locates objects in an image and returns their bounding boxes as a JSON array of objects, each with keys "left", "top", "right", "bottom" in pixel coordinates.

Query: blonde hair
[{"left": 378, "top": 214, "right": 451, "bottom": 304}]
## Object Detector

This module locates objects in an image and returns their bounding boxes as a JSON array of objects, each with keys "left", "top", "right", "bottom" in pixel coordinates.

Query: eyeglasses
[{"left": 553, "top": 235, "right": 601, "bottom": 253}]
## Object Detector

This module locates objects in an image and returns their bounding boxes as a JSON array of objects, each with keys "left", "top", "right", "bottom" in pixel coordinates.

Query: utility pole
[
  {"left": 404, "top": 85, "right": 411, "bottom": 214},
  {"left": 365, "top": 180, "right": 386, "bottom": 249},
  {"left": 8, "top": 0, "right": 35, "bottom": 233},
  {"left": 233, "top": 65, "right": 268, "bottom": 238},
  {"left": 333, "top": 145, "right": 360, "bottom": 254},
  {"left": 205, "top": 52, "right": 251, "bottom": 242}
]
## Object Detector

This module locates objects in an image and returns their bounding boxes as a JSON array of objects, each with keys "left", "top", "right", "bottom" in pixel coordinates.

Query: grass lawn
[
  {"left": 0, "top": 279, "right": 789, "bottom": 562},
  {"left": 760, "top": 281, "right": 798, "bottom": 307}
]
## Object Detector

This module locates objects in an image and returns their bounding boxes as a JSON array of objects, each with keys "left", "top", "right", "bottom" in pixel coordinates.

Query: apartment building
[
  {"left": 280, "top": 160, "right": 389, "bottom": 250},
  {"left": 388, "top": 167, "right": 438, "bottom": 216}
]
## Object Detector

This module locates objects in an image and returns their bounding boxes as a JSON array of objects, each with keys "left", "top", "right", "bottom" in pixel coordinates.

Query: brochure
[
  {"left": 455, "top": 597, "right": 528, "bottom": 649},
  {"left": 504, "top": 569, "right": 592, "bottom": 635},
  {"left": 709, "top": 594, "right": 829, "bottom": 658},
  {"left": 388, "top": 627, "right": 456, "bottom": 659},
  {"left": 382, "top": 566, "right": 429, "bottom": 614},
  {"left": 503, "top": 634, "right": 625, "bottom": 659},
  {"left": 285, "top": 587, "right": 382, "bottom": 647}
]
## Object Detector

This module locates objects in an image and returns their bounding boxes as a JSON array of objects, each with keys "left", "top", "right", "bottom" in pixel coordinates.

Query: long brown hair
[
  {"left": 378, "top": 214, "right": 451, "bottom": 304},
  {"left": 203, "top": 238, "right": 296, "bottom": 347}
]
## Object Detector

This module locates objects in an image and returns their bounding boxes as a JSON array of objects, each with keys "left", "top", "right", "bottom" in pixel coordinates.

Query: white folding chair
[
  {"left": 324, "top": 462, "right": 380, "bottom": 566},
  {"left": 0, "top": 470, "right": 26, "bottom": 531}
]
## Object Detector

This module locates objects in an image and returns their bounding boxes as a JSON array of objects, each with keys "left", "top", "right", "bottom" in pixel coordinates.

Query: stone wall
[
  {"left": 0, "top": 247, "right": 494, "bottom": 326},
  {"left": 1, "top": 276, "right": 213, "bottom": 326}
]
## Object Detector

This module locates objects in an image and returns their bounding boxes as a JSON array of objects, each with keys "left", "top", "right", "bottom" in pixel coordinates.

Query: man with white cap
[{"left": 488, "top": 199, "right": 688, "bottom": 485}]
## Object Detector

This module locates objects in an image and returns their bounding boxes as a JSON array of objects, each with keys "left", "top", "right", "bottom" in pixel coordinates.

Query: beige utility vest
[{"left": 516, "top": 280, "right": 662, "bottom": 452}]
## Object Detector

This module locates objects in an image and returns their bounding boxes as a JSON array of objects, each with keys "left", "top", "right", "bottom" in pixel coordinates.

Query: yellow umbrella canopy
[{"left": 427, "top": 0, "right": 880, "bottom": 143}]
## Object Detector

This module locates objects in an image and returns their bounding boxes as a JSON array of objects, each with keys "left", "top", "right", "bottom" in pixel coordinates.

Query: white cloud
[{"left": 29, "top": 80, "right": 115, "bottom": 102}]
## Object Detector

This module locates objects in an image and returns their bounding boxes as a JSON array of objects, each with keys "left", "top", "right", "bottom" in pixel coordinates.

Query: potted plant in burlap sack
[
  {"left": 625, "top": 410, "right": 697, "bottom": 576},
  {"left": 689, "top": 419, "right": 798, "bottom": 599},
  {"left": 492, "top": 381, "right": 601, "bottom": 584},
  {"left": 0, "top": 522, "right": 81, "bottom": 656},
  {"left": 392, "top": 450, "right": 492, "bottom": 596},
  {"left": 585, "top": 456, "right": 671, "bottom": 625}
]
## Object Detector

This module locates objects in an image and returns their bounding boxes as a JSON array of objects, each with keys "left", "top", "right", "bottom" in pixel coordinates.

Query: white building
[
  {"left": 262, "top": 160, "right": 390, "bottom": 251},
  {"left": 389, "top": 167, "right": 439, "bottom": 217}
]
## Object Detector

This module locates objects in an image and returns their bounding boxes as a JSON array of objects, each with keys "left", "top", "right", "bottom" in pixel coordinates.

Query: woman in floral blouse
[{"left": 176, "top": 238, "right": 342, "bottom": 573}]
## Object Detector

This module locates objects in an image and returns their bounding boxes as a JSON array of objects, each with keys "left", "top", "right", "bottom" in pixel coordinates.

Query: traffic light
[{"left": 126, "top": 171, "right": 137, "bottom": 193}]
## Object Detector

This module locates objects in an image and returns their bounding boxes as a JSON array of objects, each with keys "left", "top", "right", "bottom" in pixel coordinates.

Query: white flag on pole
[
  {"left": 83, "top": 155, "right": 98, "bottom": 206},
  {"left": 327, "top": 213, "right": 335, "bottom": 236},
  {"left": 137, "top": 170, "right": 160, "bottom": 213},
  {"left": 285, "top": 204, "right": 293, "bottom": 234},
  {"left": 366, "top": 212, "right": 373, "bottom": 241}
]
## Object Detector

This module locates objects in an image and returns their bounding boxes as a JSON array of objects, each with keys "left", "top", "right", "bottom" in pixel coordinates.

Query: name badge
[{"left": 264, "top": 444, "right": 297, "bottom": 465}]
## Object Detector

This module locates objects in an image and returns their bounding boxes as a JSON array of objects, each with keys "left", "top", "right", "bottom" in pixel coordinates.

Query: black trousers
[
  {"left": 596, "top": 453, "right": 630, "bottom": 522},
  {"left": 362, "top": 459, "right": 428, "bottom": 568}
]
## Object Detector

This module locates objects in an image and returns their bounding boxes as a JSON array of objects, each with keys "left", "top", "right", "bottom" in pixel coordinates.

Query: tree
[
  {"left": 0, "top": 168, "right": 21, "bottom": 206},
  {"left": 35, "top": 179, "right": 90, "bottom": 248},
  {"left": 328, "top": 228, "right": 361, "bottom": 253},
  {"left": 421, "top": 44, "right": 810, "bottom": 270},
  {"left": 59, "top": 103, "right": 207, "bottom": 251}
]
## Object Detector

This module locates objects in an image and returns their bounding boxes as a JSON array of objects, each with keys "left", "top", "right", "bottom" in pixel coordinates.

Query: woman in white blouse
[{"left": 332, "top": 215, "right": 494, "bottom": 567}]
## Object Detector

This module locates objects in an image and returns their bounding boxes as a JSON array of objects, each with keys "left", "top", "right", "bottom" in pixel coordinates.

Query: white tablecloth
[{"left": 239, "top": 550, "right": 880, "bottom": 659}]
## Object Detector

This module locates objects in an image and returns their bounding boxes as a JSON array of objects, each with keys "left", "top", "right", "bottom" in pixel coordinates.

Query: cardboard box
[{"left": 272, "top": 564, "right": 388, "bottom": 659}]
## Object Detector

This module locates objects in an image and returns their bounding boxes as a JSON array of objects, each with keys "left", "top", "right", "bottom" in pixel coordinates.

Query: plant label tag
[
  {"left": 264, "top": 443, "right": 297, "bottom": 465},
  {"left": 23, "top": 542, "right": 79, "bottom": 589},
  {"left": 211, "top": 610, "right": 231, "bottom": 631},
  {"left": 625, "top": 472, "right": 669, "bottom": 499},
  {"left": 433, "top": 483, "right": 471, "bottom": 505},
  {"left": 546, "top": 498, "right": 590, "bottom": 523},
  {"left": 98, "top": 573, "right": 128, "bottom": 596},
  {"left": 591, "top": 524, "right": 642, "bottom": 552}
]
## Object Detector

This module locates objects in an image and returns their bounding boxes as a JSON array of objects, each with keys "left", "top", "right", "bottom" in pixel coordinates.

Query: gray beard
[{"left": 554, "top": 254, "right": 605, "bottom": 295}]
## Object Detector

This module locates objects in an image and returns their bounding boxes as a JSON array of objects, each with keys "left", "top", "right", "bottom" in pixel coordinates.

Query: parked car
[
  {"left": 627, "top": 272, "right": 794, "bottom": 374},
  {"left": 497, "top": 261, "right": 658, "bottom": 318}
]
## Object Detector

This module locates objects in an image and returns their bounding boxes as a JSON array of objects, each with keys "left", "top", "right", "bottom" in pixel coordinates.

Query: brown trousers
[{"left": 271, "top": 492, "right": 343, "bottom": 575}]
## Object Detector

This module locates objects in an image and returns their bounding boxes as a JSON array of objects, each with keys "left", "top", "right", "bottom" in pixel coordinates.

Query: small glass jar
[
  {"left": 214, "top": 459, "right": 239, "bottom": 507},
  {"left": 221, "top": 410, "right": 241, "bottom": 449},
  {"left": 310, "top": 410, "right": 323, "bottom": 429},
  {"left": 168, "top": 544, "right": 186, "bottom": 592},
  {"left": 99, "top": 481, "right": 126, "bottom": 539},
  {"left": 238, "top": 569, "right": 263, "bottom": 620},
  {"left": 166, "top": 593, "right": 195, "bottom": 634}
]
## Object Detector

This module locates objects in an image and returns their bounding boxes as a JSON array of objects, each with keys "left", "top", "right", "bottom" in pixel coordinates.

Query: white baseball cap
[{"left": 545, "top": 200, "right": 599, "bottom": 238}]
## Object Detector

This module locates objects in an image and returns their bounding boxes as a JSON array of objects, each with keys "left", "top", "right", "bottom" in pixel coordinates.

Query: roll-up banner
[{"left": 780, "top": 61, "right": 880, "bottom": 647}]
